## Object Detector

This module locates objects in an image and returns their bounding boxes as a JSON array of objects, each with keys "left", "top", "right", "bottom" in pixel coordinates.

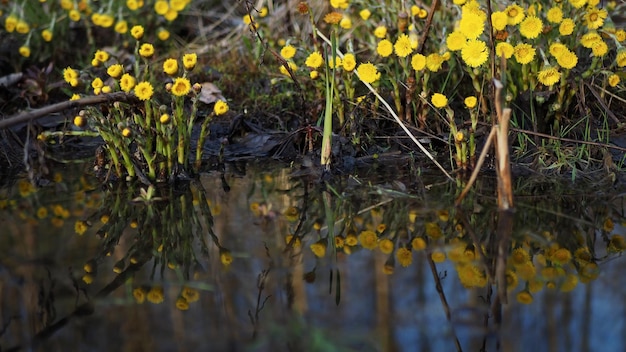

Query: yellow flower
[
  {"left": 36, "top": 206, "right": 48, "bottom": 219},
  {"left": 242, "top": 14, "right": 253, "bottom": 25},
  {"left": 339, "top": 17, "right": 352, "bottom": 29},
  {"left": 133, "top": 287, "right": 146, "bottom": 303},
  {"left": 18, "top": 46, "right": 30, "bottom": 58},
  {"left": 491, "top": 11, "right": 508, "bottom": 31},
  {"left": 323, "top": 12, "right": 343, "bottom": 24},
  {"left": 394, "top": 33, "right": 413, "bottom": 57},
  {"left": 119, "top": 73, "right": 136, "bottom": 92},
  {"left": 374, "top": 26, "right": 387, "bottom": 39},
  {"left": 171, "top": 77, "right": 191, "bottom": 96},
  {"left": 569, "top": 0, "right": 588, "bottom": 9},
  {"left": 342, "top": 53, "right": 356, "bottom": 72},
  {"left": 134, "top": 81, "right": 154, "bottom": 100},
  {"left": 551, "top": 248, "right": 572, "bottom": 265},
  {"left": 608, "top": 74, "right": 620, "bottom": 87},
  {"left": 214, "top": 100, "right": 229, "bottom": 115},
  {"left": 305, "top": 51, "right": 323, "bottom": 68},
  {"left": 546, "top": 7, "right": 563, "bottom": 24},
  {"left": 615, "top": 30, "right": 626, "bottom": 42},
  {"left": 94, "top": 49, "right": 109, "bottom": 63},
  {"left": 359, "top": 230, "right": 378, "bottom": 250},
  {"left": 147, "top": 286, "right": 164, "bottom": 304},
  {"left": 99, "top": 14, "right": 114, "bottom": 27},
  {"left": 159, "top": 114, "right": 171, "bottom": 124},
  {"left": 42, "top": 29, "right": 53, "bottom": 42},
  {"left": 461, "top": 39, "right": 488, "bottom": 67},
  {"left": 396, "top": 247, "right": 413, "bottom": 267},
  {"left": 519, "top": 15, "right": 543, "bottom": 39},
  {"left": 75, "top": 220, "right": 88, "bottom": 235},
  {"left": 581, "top": 32, "right": 602, "bottom": 48},
  {"left": 591, "top": 40, "right": 608, "bottom": 57},
  {"left": 377, "top": 39, "right": 393, "bottom": 57},
  {"left": 513, "top": 43, "right": 536, "bottom": 64},
  {"left": 549, "top": 43, "right": 568, "bottom": 58},
  {"left": 283, "top": 206, "right": 299, "bottom": 221},
  {"left": 425, "top": 53, "right": 445, "bottom": 72},
  {"left": 92, "top": 77, "right": 103, "bottom": 89},
  {"left": 618, "top": 50, "right": 626, "bottom": 67},
  {"left": 107, "top": 64, "right": 123, "bottom": 78},
  {"left": 139, "top": 43, "right": 154, "bottom": 58},
  {"left": 5, "top": 15, "right": 17, "bottom": 32},
  {"left": 459, "top": 11, "right": 485, "bottom": 40},
  {"left": 505, "top": 4, "right": 525, "bottom": 25},
  {"left": 559, "top": 18, "right": 575, "bottom": 36},
  {"left": 446, "top": 31, "right": 466, "bottom": 52},
  {"left": 259, "top": 6, "right": 268, "bottom": 17},
  {"left": 114, "top": 20, "right": 128, "bottom": 34},
  {"left": 122, "top": 127, "right": 132, "bottom": 137},
  {"left": 557, "top": 49, "right": 578, "bottom": 69},
  {"left": 220, "top": 249, "right": 233, "bottom": 266},
  {"left": 280, "top": 45, "right": 296, "bottom": 59},
  {"left": 183, "top": 53, "right": 197, "bottom": 70},
  {"left": 506, "top": 270, "right": 519, "bottom": 290},
  {"left": 431, "top": 93, "right": 448, "bottom": 108},
  {"left": 356, "top": 62, "right": 380, "bottom": 83},
  {"left": 16, "top": 20, "right": 30, "bottom": 33},
  {"left": 516, "top": 291, "right": 533, "bottom": 304},
  {"left": 379, "top": 238, "right": 394, "bottom": 254},
  {"left": 359, "top": 9, "right": 371, "bottom": 20},
  {"left": 330, "top": 0, "right": 349, "bottom": 9},
  {"left": 310, "top": 239, "right": 327, "bottom": 257},
  {"left": 464, "top": 96, "right": 477, "bottom": 108},
  {"left": 154, "top": 0, "right": 169, "bottom": 15},
  {"left": 537, "top": 67, "right": 560, "bottom": 86},
  {"left": 130, "top": 25, "right": 144, "bottom": 39},
  {"left": 431, "top": 251, "right": 446, "bottom": 263},
  {"left": 182, "top": 286, "right": 200, "bottom": 302},
  {"left": 175, "top": 297, "right": 189, "bottom": 310},
  {"left": 279, "top": 61, "right": 298, "bottom": 75},
  {"left": 411, "top": 53, "right": 426, "bottom": 70},
  {"left": 158, "top": 28, "right": 170, "bottom": 40},
  {"left": 163, "top": 58, "right": 178, "bottom": 75},
  {"left": 164, "top": 9, "right": 178, "bottom": 21},
  {"left": 457, "top": 264, "right": 486, "bottom": 287}
]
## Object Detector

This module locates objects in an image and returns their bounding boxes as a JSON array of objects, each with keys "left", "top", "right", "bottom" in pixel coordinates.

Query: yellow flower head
[
  {"left": 220, "top": 249, "right": 233, "bottom": 266},
  {"left": 461, "top": 39, "right": 488, "bottom": 67},
  {"left": 310, "top": 239, "right": 327, "bottom": 257},
  {"left": 94, "top": 49, "right": 110, "bottom": 63},
  {"left": 107, "top": 64, "right": 123, "bottom": 78},
  {"left": 396, "top": 247, "right": 413, "bottom": 267},
  {"left": 154, "top": 0, "right": 169, "bottom": 15},
  {"left": 581, "top": 31, "right": 602, "bottom": 48},
  {"left": 559, "top": 18, "right": 575, "bottom": 35},
  {"left": 324, "top": 12, "right": 343, "bottom": 24},
  {"left": 519, "top": 15, "right": 543, "bottom": 39},
  {"left": 537, "top": 67, "right": 560, "bottom": 86},
  {"left": 374, "top": 26, "right": 387, "bottom": 39},
  {"left": 339, "top": 16, "right": 352, "bottom": 29},
  {"left": 376, "top": 39, "right": 393, "bottom": 57},
  {"left": 359, "top": 9, "right": 371, "bottom": 20},
  {"left": 546, "top": 7, "right": 563, "bottom": 24},
  {"left": 214, "top": 100, "right": 229, "bottom": 115},
  {"left": 114, "top": 20, "right": 128, "bottom": 34},
  {"left": 158, "top": 28, "right": 170, "bottom": 41},
  {"left": 505, "top": 4, "right": 525, "bottom": 25},
  {"left": 163, "top": 58, "right": 179, "bottom": 75},
  {"left": 130, "top": 25, "right": 144, "bottom": 39},
  {"left": 305, "top": 51, "right": 323, "bottom": 69},
  {"left": 458, "top": 11, "right": 485, "bottom": 40},
  {"left": 356, "top": 62, "right": 381, "bottom": 84},
  {"left": 617, "top": 50, "right": 626, "bottom": 67},
  {"left": 491, "top": 11, "right": 508, "bottom": 31},
  {"left": 464, "top": 96, "right": 477, "bottom": 108},
  {"left": 569, "top": 0, "right": 588, "bottom": 9},
  {"left": 63, "top": 67, "right": 79, "bottom": 83},
  {"left": 591, "top": 40, "right": 608, "bottom": 57},
  {"left": 379, "top": 238, "right": 394, "bottom": 254},
  {"left": 280, "top": 45, "right": 296, "bottom": 59},
  {"left": 183, "top": 53, "right": 197, "bottom": 70},
  {"left": 19, "top": 46, "right": 30, "bottom": 58},
  {"left": 394, "top": 33, "right": 413, "bottom": 57},
  {"left": 516, "top": 291, "right": 533, "bottom": 304},
  {"left": 139, "top": 43, "right": 154, "bottom": 58},
  {"left": 16, "top": 20, "right": 30, "bottom": 33},
  {"left": 171, "top": 77, "right": 191, "bottom": 96},
  {"left": 431, "top": 93, "right": 448, "bottom": 108},
  {"left": 119, "top": 73, "right": 137, "bottom": 92},
  {"left": 411, "top": 53, "right": 426, "bottom": 71},
  {"left": 426, "top": 53, "right": 445, "bottom": 72},
  {"left": 134, "top": 81, "right": 154, "bottom": 100},
  {"left": 92, "top": 77, "right": 104, "bottom": 89},
  {"left": 608, "top": 74, "right": 620, "bottom": 87},
  {"left": 147, "top": 286, "right": 164, "bottom": 304},
  {"left": 342, "top": 53, "right": 356, "bottom": 72},
  {"left": 513, "top": 43, "right": 536, "bottom": 64},
  {"left": 358, "top": 230, "right": 378, "bottom": 250},
  {"left": 330, "top": 0, "right": 349, "bottom": 9},
  {"left": 42, "top": 29, "right": 53, "bottom": 42}
]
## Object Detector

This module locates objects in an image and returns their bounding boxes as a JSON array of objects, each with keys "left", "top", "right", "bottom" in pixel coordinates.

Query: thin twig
[{"left": 0, "top": 91, "right": 138, "bottom": 129}]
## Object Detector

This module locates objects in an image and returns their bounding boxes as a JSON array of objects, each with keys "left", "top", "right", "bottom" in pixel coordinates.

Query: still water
[{"left": 1, "top": 160, "right": 625, "bottom": 352}]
